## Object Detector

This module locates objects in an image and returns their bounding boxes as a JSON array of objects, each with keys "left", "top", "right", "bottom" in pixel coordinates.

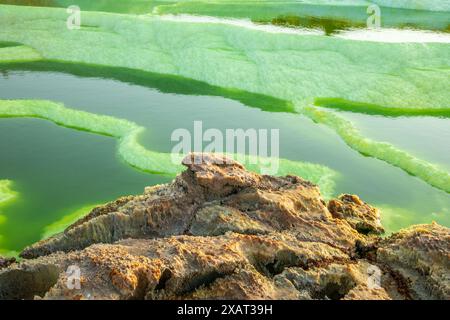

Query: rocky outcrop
[
  {"left": 0, "top": 153, "right": 448, "bottom": 300},
  {"left": 328, "top": 194, "right": 384, "bottom": 235},
  {"left": 0, "top": 256, "right": 15, "bottom": 270},
  {"left": 376, "top": 223, "right": 450, "bottom": 300},
  {"left": 20, "top": 153, "right": 363, "bottom": 259}
]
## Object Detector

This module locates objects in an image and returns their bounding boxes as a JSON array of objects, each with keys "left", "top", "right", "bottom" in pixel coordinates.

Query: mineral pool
[{"left": 0, "top": 1, "right": 449, "bottom": 255}]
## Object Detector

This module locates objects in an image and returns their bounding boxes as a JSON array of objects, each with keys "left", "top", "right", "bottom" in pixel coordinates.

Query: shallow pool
[{"left": 0, "top": 65, "right": 449, "bottom": 254}]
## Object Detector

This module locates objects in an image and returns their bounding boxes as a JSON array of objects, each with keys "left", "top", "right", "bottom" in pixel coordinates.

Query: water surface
[{"left": 0, "top": 68, "right": 449, "bottom": 254}]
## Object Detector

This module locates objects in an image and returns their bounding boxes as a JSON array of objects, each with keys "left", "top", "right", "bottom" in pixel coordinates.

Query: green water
[
  {"left": 338, "top": 112, "right": 450, "bottom": 172},
  {"left": 0, "top": 117, "right": 169, "bottom": 253},
  {"left": 0, "top": 65, "right": 449, "bottom": 254},
  {"left": 1, "top": 0, "right": 448, "bottom": 32},
  {"left": 153, "top": 1, "right": 450, "bottom": 32},
  {"left": 0, "top": 0, "right": 163, "bottom": 14},
  {"left": 0, "top": 66, "right": 333, "bottom": 253},
  {"left": 0, "top": 2, "right": 449, "bottom": 255}
]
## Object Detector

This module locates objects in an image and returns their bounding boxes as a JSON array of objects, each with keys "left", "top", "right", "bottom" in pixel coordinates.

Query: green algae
[
  {"left": 262, "top": 15, "right": 365, "bottom": 36},
  {"left": 0, "top": 3, "right": 449, "bottom": 254},
  {"left": 41, "top": 203, "right": 99, "bottom": 239},
  {"left": 0, "top": 99, "right": 182, "bottom": 174},
  {"left": 0, "top": 5, "right": 448, "bottom": 110},
  {"left": 5, "top": 0, "right": 450, "bottom": 14},
  {"left": 0, "top": 5, "right": 448, "bottom": 193},
  {"left": 314, "top": 97, "right": 450, "bottom": 118},
  {"left": 0, "top": 114, "right": 164, "bottom": 254},
  {"left": 0, "top": 60, "right": 295, "bottom": 114},
  {"left": 371, "top": 0, "right": 450, "bottom": 12},
  {"left": 0, "top": 180, "right": 17, "bottom": 255},
  {"left": 0, "top": 45, "right": 42, "bottom": 63},
  {"left": 0, "top": 180, "right": 16, "bottom": 206},
  {"left": 378, "top": 204, "right": 449, "bottom": 234},
  {"left": 0, "top": 249, "right": 18, "bottom": 258},
  {"left": 2, "top": 0, "right": 449, "bottom": 32},
  {"left": 0, "top": 180, "right": 17, "bottom": 224},
  {"left": 0, "top": 0, "right": 160, "bottom": 14},
  {"left": 0, "top": 99, "right": 337, "bottom": 196},
  {"left": 0, "top": 41, "right": 24, "bottom": 48},
  {"left": 152, "top": 1, "right": 450, "bottom": 32},
  {"left": 303, "top": 105, "right": 450, "bottom": 193}
]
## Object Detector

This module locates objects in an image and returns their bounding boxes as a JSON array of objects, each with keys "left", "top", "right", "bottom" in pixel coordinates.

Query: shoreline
[{"left": 1, "top": 153, "right": 448, "bottom": 300}]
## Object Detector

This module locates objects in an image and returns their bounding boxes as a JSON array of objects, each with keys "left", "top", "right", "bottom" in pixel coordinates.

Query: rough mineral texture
[
  {"left": 328, "top": 194, "right": 385, "bottom": 235},
  {"left": 0, "top": 256, "right": 15, "bottom": 270},
  {"left": 0, "top": 153, "right": 448, "bottom": 300}
]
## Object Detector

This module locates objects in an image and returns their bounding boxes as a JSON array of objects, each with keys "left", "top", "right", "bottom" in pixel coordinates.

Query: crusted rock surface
[
  {"left": 376, "top": 223, "right": 450, "bottom": 300},
  {"left": 328, "top": 194, "right": 384, "bottom": 235},
  {"left": 0, "top": 153, "right": 448, "bottom": 300},
  {"left": 0, "top": 256, "right": 15, "bottom": 270}
]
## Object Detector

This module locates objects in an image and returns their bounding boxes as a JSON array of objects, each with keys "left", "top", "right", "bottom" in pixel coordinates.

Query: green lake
[{"left": 0, "top": 1, "right": 449, "bottom": 255}]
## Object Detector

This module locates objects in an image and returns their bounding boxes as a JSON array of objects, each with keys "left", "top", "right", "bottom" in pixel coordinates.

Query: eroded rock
[
  {"left": 20, "top": 153, "right": 364, "bottom": 259},
  {"left": 328, "top": 194, "right": 384, "bottom": 235},
  {"left": 0, "top": 256, "right": 15, "bottom": 270},
  {"left": 0, "top": 153, "right": 448, "bottom": 300},
  {"left": 376, "top": 222, "right": 450, "bottom": 300}
]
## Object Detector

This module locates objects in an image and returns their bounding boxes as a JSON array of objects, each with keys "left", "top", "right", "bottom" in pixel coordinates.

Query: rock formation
[
  {"left": 0, "top": 153, "right": 448, "bottom": 300},
  {"left": 0, "top": 256, "right": 15, "bottom": 270}
]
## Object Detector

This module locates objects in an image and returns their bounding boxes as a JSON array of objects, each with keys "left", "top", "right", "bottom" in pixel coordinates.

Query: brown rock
[
  {"left": 0, "top": 256, "right": 15, "bottom": 270},
  {"left": 0, "top": 153, "right": 447, "bottom": 300},
  {"left": 328, "top": 194, "right": 384, "bottom": 235},
  {"left": 376, "top": 222, "right": 450, "bottom": 300},
  {"left": 20, "top": 153, "right": 363, "bottom": 259}
]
